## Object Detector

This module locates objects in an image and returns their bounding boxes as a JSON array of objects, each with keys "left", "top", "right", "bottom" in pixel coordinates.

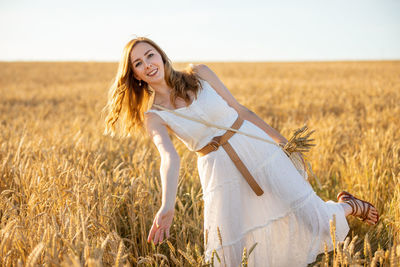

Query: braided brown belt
[{"left": 195, "top": 116, "right": 264, "bottom": 196}]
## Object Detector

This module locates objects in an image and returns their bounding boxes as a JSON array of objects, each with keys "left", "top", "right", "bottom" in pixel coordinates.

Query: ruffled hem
[
  {"left": 203, "top": 192, "right": 350, "bottom": 267},
  {"left": 204, "top": 191, "right": 315, "bottom": 252}
]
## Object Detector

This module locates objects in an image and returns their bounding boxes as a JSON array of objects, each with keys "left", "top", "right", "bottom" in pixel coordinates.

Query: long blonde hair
[{"left": 103, "top": 36, "right": 202, "bottom": 137}]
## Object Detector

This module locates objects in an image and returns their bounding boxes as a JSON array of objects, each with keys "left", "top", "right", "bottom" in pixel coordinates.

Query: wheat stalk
[
  {"left": 281, "top": 124, "right": 316, "bottom": 155},
  {"left": 26, "top": 242, "right": 44, "bottom": 267}
]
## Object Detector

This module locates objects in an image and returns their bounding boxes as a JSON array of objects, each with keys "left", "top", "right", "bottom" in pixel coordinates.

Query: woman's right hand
[{"left": 147, "top": 206, "right": 175, "bottom": 245}]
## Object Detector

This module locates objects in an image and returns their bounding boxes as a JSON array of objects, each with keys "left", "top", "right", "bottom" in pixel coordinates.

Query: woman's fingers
[
  {"left": 153, "top": 227, "right": 161, "bottom": 244},
  {"left": 149, "top": 228, "right": 166, "bottom": 245},
  {"left": 147, "top": 207, "right": 174, "bottom": 245},
  {"left": 147, "top": 223, "right": 157, "bottom": 243},
  {"left": 159, "top": 229, "right": 165, "bottom": 243},
  {"left": 147, "top": 216, "right": 159, "bottom": 243},
  {"left": 148, "top": 226, "right": 170, "bottom": 245}
]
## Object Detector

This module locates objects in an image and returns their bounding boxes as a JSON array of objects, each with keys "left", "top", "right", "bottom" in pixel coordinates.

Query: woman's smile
[{"left": 147, "top": 68, "right": 158, "bottom": 77}]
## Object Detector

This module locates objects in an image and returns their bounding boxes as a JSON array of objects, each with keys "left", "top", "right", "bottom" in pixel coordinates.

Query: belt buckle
[{"left": 209, "top": 139, "right": 220, "bottom": 151}]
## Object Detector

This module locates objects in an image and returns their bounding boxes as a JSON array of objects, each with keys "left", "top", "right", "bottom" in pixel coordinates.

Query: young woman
[{"left": 104, "top": 37, "right": 379, "bottom": 266}]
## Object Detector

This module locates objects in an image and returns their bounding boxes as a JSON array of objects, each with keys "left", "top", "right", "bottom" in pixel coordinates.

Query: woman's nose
[{"left": 144, "top": 61, "right": 153, "bottom": 69}]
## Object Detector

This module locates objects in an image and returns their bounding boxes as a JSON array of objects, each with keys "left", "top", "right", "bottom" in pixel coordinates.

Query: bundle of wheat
[{"left": 281, "top": 125, "right": 321, "bottom": 189}]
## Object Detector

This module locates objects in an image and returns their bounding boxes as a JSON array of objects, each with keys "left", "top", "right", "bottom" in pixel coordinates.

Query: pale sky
[{"left": 1, "top": 0, "right": 399, "bottom": 62}]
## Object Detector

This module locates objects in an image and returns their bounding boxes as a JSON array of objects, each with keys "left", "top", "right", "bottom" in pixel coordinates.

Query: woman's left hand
[{"left": 147, "top": 206, "right": 175, "bottom": 245}]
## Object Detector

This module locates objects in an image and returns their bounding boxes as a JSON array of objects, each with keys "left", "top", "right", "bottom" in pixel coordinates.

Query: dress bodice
[{"left": 144, "top": 79, "right": 239, "bottom": 151}]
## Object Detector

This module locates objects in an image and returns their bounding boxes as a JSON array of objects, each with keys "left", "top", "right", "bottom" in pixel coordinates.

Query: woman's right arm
[{"left": 144, "top": 112, "right": 180, "bottom": 245}]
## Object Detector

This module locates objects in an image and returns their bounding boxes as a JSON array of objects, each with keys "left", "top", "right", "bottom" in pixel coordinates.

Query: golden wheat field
[{"left": 0, "top": 61, "right": 399, "bottom": 266}]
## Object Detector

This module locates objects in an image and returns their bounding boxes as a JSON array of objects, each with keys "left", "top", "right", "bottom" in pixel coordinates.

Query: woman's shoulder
[
  {"left": 189, "top": 63, "right": 244, "bottom": 114},
  {"left": 187, "top": 63, "right": 213, "bottom": 89},
  {"left": 189, "top": 63, "right": 220, "bottom": 87},
  {"left": 189, "top": 63, "right": 211, "bottom": 77}
]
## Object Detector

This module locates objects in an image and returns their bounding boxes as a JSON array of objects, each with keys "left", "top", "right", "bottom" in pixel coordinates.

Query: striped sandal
[{"left": 337, "top": 191, "right": 379, "bottom": 225}]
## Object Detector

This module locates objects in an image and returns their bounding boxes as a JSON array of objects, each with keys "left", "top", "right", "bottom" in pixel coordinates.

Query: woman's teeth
[{"left": 147, "top": 69, "right": 158, "bottom": 76}]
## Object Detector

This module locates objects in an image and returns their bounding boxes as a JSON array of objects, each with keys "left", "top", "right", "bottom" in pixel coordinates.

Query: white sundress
[{"left": 144, "top": 78, "right": 350, "bottom": 267}]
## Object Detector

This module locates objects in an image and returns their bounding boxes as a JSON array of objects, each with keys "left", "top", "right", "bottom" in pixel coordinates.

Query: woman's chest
[{"left": 152, "top": 90, "right": 196, "bottom": 110}]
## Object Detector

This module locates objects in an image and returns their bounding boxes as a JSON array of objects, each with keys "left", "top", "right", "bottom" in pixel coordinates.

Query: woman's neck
[{"left": 150, "top": 80, "right": 173, "bottom": 100}]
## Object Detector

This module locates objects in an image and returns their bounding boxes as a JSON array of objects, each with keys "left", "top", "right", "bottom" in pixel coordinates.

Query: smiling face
[{"left": 130, "top": 42, "right": 165, "bottom": 85}]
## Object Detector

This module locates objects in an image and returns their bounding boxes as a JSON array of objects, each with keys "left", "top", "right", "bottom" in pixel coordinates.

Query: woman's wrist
[
  {"left": 161, "top": 198, "right": 176, "bottom": 211},
  {"left": 160, "top": 203, "right": 175, "bottom": 212}
]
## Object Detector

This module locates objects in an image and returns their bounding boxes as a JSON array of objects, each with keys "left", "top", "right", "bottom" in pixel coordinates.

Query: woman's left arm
[
  {"left": 239, "top": 106, "right": 288, "bottom": 145},
  {"left": 191, "top": 64, "right": 288, "bottom": 145}
]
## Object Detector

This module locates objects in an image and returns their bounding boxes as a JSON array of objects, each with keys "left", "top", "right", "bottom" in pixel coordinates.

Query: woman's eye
[{"left": 134, "top": 53, "right": 153, "bottom": 67}]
